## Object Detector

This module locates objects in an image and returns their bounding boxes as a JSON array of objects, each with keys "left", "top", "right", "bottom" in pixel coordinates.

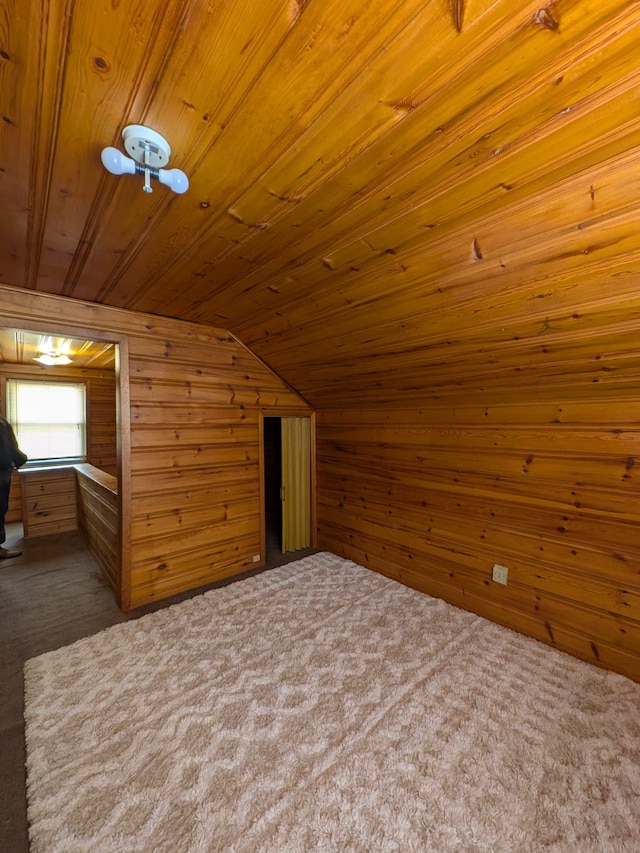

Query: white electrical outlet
[
  {"left": 492, "top": 564, "right": 508, "bottom": 585},
  {"left": 252, "top": 554, "right": 260, "bottom": 563}
]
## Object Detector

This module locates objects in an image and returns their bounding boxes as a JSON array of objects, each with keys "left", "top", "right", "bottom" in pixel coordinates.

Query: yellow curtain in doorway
[{"left": 281, "top": 417, "right": 311, "bottom": 552}]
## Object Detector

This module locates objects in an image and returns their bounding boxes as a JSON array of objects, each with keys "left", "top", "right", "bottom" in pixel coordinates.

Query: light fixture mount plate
[{"left": 122, "top": 125, "right": 171, "bottom": 168}]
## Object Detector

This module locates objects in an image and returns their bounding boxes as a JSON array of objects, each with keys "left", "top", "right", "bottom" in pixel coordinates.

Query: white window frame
[{"left": 5, "top": 378, "right": 88, "bottom": 464}]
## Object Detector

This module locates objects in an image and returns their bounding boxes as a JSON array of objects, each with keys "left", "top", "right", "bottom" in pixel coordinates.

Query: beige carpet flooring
[
  {"left": 1, "top": 519, "right": 312, "bottom": 852},
  {"left": 24, "top": 552, "right": 640, "bottom": 852}
]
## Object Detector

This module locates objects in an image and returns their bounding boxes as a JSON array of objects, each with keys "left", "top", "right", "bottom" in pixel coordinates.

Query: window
[{"left": 6, "top": 379, "right": 87, "bottom": 462}]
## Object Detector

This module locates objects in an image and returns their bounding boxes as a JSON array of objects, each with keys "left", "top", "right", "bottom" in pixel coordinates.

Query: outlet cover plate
[{"left": 492, "top": 564, "right": 508, "bottom": 585}]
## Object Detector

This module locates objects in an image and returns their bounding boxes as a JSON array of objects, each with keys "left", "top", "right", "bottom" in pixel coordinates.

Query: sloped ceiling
[{"left": 2, "top": 0, "right": 640, "bottom": 407}]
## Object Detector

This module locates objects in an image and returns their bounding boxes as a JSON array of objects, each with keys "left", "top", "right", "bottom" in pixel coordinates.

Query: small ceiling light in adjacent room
[
  {"left": 33, "top": 354, "right": 72, "bottom": 366},
  {"left": 101, "top": 125, "right": 189, "bottom": 195},
  {"left": 33, "top": 337, "right": 73, "bottom": 366}
]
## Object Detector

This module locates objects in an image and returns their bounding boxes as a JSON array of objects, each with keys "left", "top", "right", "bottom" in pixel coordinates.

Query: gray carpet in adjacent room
[{"left": 23, "top": 551, "right": 640, "bottom": 852}]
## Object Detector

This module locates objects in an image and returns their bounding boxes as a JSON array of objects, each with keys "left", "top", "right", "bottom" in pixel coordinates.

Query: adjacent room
[{"left": 1, "top": 0, "right": 639, "bottom": 850}]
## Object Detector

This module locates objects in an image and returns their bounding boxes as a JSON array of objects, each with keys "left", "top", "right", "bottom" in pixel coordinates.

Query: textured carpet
[{"left": 24, "top": 552, "right": 640, "bottom": 852}]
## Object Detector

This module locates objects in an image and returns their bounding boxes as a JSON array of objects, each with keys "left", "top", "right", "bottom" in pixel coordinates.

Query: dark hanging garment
[{"left": 0, "top": 418, "right": 28, "bottom": 471}]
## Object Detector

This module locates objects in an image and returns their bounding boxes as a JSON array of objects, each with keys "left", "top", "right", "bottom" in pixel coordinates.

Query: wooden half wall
[
  {"left": 317, "top": 395, "right": 640, "bottom": 682},
  {"left": 0, "top": 284, "right": 310, "bottom": 609}
]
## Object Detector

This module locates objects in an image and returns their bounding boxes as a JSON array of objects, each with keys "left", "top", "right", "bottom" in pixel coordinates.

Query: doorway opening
[
  {"left": 0, "top": 325, "right": 123, "bottom": 601},
  {"left": 262, "top": 414, "right": 314, "bottom": 561},
  {"left": 263, "top": 417, "right": 282, "bottom": 560}
]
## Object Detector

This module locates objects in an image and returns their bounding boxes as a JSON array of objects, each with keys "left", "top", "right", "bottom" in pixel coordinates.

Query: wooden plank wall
[
  {"left": 317, "top": 394, "right": 640, "bottom": 682},
  {"left": 20, "top": 468, "right": 78, "bottom": 539},
  {"left": 0, "top": 284, "right": 309, "bottom": 609},
  {"left": 126, "top": 333, "right": 308, "bottom": 607},
  {"left": 76, "top": 464, "right": 119, "bottom": 591},
  {"left": 86, "top": 374, "right": 117, "bottom": 476}
]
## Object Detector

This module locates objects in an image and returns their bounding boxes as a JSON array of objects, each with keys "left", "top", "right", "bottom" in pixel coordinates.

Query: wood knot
[
  {"left": 535, "top": 5, "right": 560, "bottom": 31},
  {"left": 389, "top": 97, "right": 423, "bottom": 115}
]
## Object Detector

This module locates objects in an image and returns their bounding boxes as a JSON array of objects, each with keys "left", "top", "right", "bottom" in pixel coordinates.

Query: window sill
[{"left": 20, "top": 458, "right": 86, "bottom": 471}]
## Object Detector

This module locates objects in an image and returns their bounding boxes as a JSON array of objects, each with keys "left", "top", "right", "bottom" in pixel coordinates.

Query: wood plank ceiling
[
  {"left": 2, "top": 0, "right": 639, "bottom": 407},
  {"left": 0, "top": 328, "right": 115, "bottom": 369}
]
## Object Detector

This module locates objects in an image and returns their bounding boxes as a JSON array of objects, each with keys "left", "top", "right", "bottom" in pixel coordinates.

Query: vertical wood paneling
[
  {"left": 317, "top": 398, "right": 640, "bottom": 682},
  {"left": 281, "top": 416, "right": 311, "bottom": 552}
]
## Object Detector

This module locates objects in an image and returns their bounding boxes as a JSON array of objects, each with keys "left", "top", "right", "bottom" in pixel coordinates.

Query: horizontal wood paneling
[
  {"left": 19, "top": 468, "right": 78, "bottom": 539},
  {"left": 87, "top": 376, "right": 117, "bottom": 475},
  {"left": 317, "top": 397, "right": 640, "bottom": 682},
  {"left": 76, "top": 464, "right": 119, "bottom": 591},
  {"left": 0, "top": 284, "right": 310, "bottom": 608},
  {"left": 126, "top": 333, "right": 271, "bottom": 607}
]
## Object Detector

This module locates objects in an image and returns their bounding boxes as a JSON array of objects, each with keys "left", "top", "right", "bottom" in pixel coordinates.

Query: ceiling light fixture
[
  {"left": 33, "top": 337, "right": 74, "bottom": 366},
  {"left": 101, "top": 125, "right": 189, "bottom": 195},
  {"left": 33, "top": 353, "right": 73, "bottom": 367}
]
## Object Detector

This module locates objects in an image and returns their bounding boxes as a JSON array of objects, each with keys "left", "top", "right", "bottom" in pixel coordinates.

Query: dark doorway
[{"left": 263, "top": 417, "right": 282, "bottom": 559}]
